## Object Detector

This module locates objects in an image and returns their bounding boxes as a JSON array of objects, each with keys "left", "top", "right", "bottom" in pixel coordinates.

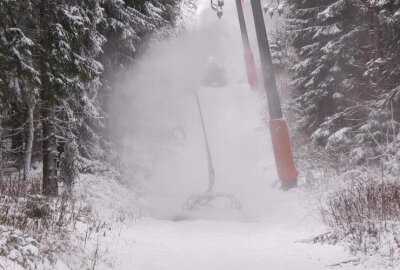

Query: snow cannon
[
  {"left": 202, "top": 57, "right": 227, "bottom": 87},
  {"left": 183, "top": 93, "right": 242, "bottom": 211}
]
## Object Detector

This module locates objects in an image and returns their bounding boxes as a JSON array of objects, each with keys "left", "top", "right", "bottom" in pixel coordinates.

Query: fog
[{"left": 110, "top": 0, "right": 304, "bottom": 223}]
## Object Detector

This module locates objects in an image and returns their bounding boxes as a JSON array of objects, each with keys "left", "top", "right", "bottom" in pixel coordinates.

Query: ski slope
[
  {"left": 104, "top": 83, "right": 364, "bottom": 270},
  {"left": 101, "top": 219, "right": 361, "bottom": 270},
  {"left": 104, "top": 1, "right": 368, "bottom": 269}
]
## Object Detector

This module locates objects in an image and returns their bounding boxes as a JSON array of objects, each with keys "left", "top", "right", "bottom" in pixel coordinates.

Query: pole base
[
  {"left": 280, "top": 179, "right": 298, "bottom": 191},
  {"left": 269, "top": 119, "right": 298, "bottom": 182},
  {"left": 244, "top": 51, "right": 258, "bottom": 88}
]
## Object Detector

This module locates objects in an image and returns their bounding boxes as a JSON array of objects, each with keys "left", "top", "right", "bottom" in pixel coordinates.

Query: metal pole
[
  {"left": 249, "top": 0, "right": 298, "bottom": 189},
  {"left": 235, "top": 0, "right": 258, "bottom": 88},
  {"left": 235, "top": 0, "right": 250, "bottom": 51},
  {"left": 250, "top": 0, "right": 281, "bottom": 118},
  {"left": 195, "top": 93, "right": 215, "bottom": 193}
]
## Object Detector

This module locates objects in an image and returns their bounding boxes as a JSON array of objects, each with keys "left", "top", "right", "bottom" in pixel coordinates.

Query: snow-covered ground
[
  {"left": 96, "top": 219, "right": 362, "bottom": 270},
  {"left": 96, "top": 82, "right": 365, "bottom": 270},
  {"left": 78, "top": 1, "right": 374, "bottom": 269}
]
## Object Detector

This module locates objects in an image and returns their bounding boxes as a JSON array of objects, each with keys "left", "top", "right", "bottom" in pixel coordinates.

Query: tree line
[
  {"left": 279, "top": 0, "right": 400, "bottom": 168},
  {"left": 0, "top": 0, "right": 181, "bottom": 196}
]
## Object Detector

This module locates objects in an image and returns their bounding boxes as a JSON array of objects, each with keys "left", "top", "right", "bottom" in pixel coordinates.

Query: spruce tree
[
  {"left": 0, "top": 0, "right": 182, "bottom": 194},
  {"left": 33, "top": 0, "right": 104, "bottom": 193},
  {"left": 0, "top": 0, "right": 40, "bottom": 178},
  {"left": 286, "top": 0, "right": 361, "bottom": 145},
  {"left": 285, "top": 0, "right": 400, "bottom": 163}
]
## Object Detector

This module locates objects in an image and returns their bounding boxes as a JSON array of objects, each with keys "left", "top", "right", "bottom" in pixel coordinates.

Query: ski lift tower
[
  {"left": 212, "top": 0, "right": 298, "bottom": 190},
  {"left": 235, "top": 0, "right": 258, "bottom": 88},
  {"left": 250, "top": 0, "right": 297, "bottom": 189}
]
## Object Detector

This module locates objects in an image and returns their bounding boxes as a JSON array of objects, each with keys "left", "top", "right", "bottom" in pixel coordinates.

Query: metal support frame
[
  {"left": 235, "top": 0, "right": 258, "bottom": 88},
  {"left": 249, "top": 0, "right": 298, "bottom": 189}
]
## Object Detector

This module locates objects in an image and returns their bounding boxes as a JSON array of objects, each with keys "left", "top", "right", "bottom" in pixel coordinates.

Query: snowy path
[
  {"left": 103, "top": 84, "right": 364, "bottom": 270},
  {"left": 102, "top": 1, "right": 367, "bottom": 269},
  {"left": 105, "top": 218, "right": 361, "bottom": 270}
]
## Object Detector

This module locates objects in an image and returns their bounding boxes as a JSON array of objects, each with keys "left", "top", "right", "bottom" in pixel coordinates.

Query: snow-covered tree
[
  {"left": 33, "top": 0, "right": 105, "bottom": 194},
  {"left": 286, "top": 0, "right": 361, "bottom": 142},
  {"left": 0, "top": 0, "right": 183, "bottom": 194},
  {"left": 0, "top": 0, "right": 40, "bottom": 179},
  {"left": 285, "top": 0, "right": 400, "bottom": 164}
]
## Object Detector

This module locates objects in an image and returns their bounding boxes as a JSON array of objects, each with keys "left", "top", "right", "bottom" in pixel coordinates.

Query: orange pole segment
[
  {"left": 269, "top": 119, "right": 298, "bottom": 182},
  {"left": 244, "top": 51, "right": 258, "bottom": 88}
]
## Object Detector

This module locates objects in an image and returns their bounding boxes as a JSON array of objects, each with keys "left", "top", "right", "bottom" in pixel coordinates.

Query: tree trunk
[
  {"left": 10, "top": 101, "right": 24, "bottom": 171},
  {"left": 0, "top": 114, "right": 3, "bottom": 183},
  {"left": 367, "top": 6, "right": 382, "bottom": 83},
  {"left": 42, "top": 106, "right": 58, "bottom": 196},
  {"left": 368, "top": 8, "right": 375, "bottom": 55},
  {"left": 372, "top": 7, "right": 382, "bottom": 82},
  {"left": 24, "top": 103, "right": 34, "bottom": 181},
  {"left": 40, "top": 0, "right": 58, "bottom": 196},
  {"left": 372, "top": 8, "right": 382, "bottom": 60}
]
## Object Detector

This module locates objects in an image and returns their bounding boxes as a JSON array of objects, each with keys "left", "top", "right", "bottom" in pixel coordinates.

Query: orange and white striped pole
[
  {"left": 249, "top": 0, "right": 298, "bottom": 189},
  {"left": 235, "top": 0, "right": 258, "bottom": 88}
]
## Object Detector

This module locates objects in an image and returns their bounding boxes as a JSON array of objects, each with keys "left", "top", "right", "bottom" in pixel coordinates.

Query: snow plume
[
  {"left": 109, "top": 0, "right": 307, "bottom": 224},
  {"left": 110, "top": 3, "right": 240, "bottom": 213}
]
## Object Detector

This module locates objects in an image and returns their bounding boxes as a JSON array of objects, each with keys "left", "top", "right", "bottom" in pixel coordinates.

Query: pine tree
[
  {"left": 0, "top": 0, "right": 183, "bottom": 194},
  {"left": 285, "top": 0, "right": 400, "bottom": 164},
  {"left": 0, "top": 0, "right": 40, "bottom": 178},
  {"left": 372, "top": 0, "right": 400, "bottom": 115},
  {"left": 353, "top": 0, "right": 400, "bottom": 163},
  {"left": 286, "top": 0, "right": 361, "bottom": 147},
  {"left": 32, "top": 0, "right": 104, "bottom": 194}
]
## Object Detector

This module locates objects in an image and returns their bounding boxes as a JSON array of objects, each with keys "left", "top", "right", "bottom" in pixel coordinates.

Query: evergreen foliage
[
  {"left": 284, "top": 0, "right": 400, "bottom": 164},
  {"left": 0, "top": 0, "right": 182, "bottom": 195}
]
